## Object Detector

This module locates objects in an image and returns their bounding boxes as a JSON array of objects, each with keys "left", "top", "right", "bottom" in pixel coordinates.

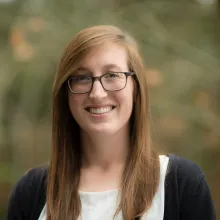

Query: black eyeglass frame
[{"left": 67, "top": 71, "right": 135, "bottom": 94}]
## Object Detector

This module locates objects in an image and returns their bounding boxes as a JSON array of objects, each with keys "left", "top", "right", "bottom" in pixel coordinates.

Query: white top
[{"left": 38, "top": 155, "right": 169, "bottom": 220}]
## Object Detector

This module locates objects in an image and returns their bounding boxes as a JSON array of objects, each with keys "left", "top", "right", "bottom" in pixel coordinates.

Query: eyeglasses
[{"left": 67, "top": 72, "right": 135, "bottom": 94}]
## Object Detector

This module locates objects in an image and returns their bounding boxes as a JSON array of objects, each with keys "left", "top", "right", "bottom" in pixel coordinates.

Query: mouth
[{"left": 85, "top": 106, "right": 116, "bottom": 115}]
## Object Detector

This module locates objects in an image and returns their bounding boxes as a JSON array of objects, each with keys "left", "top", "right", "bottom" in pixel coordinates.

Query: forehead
[{"left": 79, "top": 43, "right": 128, "bottom": 71}]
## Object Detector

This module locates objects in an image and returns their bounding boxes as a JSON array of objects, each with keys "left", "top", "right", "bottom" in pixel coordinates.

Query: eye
[
  {"left": 104, "top": 72, "right": 120, "bottom": 78},
  {"left": 72, "top": 75, "right": 91, "bottom": 83}
]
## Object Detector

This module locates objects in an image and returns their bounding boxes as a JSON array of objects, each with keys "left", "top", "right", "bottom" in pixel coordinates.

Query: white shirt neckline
[{"left": 38, "top": 155, "right": 169, "bottom": 220}]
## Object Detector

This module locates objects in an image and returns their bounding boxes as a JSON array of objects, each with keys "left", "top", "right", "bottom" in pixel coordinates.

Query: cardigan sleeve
[
  {"left": 180, "top": 173, "right": 216, "bottom": 220},
  {"left": 7, "top": 166, "right": 47, "bottom": 220},
  {"left": 7, "top": 172, "right": 29, "bottom": 220},
  {"left": 164, "top": 154, "right": 216, "bottom": 220},
  {"left": 169, "top": 155, "right": 216, "bottom": 220}
]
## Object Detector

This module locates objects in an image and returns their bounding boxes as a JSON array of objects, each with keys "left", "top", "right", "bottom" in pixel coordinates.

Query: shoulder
[
  {"left": 24, "top": 165, "right": 48, "bottom": 180},
  {"left": 164, "top": 154, "right": 216, "bottom": 220},
  {"left": 167, "top": 154, "right": 204, "bottom": 181},
  {"left": 13, "top": 165, "right": 48, "bottom": 194},
  {"left": 7, "top": 165, "right": 48, "bottom": 220},
  {"left": 166, "top": 154, "right": 206, "bottom": 196}
]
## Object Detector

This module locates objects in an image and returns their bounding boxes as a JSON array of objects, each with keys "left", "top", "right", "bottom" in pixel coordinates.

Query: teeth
[{"left": 88, "top": 106, "right": 114, "bottom": 114}]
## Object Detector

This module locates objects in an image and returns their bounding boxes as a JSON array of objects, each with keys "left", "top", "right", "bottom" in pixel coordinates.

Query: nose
[{"left": 89, "top": 79, "right": 107, "bottom": 99}]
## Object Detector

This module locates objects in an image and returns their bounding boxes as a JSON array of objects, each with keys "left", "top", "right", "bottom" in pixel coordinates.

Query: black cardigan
[{"left": 7, "top": 154, "right": 216, "bottom": 220}]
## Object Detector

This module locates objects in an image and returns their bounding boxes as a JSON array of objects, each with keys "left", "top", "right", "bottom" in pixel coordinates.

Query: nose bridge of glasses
[
  {"left": 92, "top": 75, "right": 102, "bottom": 82},
  {"left": 91, "top": 75, "right": 106, "bottom": 92}
]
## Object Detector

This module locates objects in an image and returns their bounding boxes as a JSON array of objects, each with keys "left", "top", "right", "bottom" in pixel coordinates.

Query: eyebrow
[
  {"left": 75, "top": 67, "right": 89, "bottom": 72},
  {"left": 76, "top": 64, "right": 122, "bottom": 73},
  {"left": 102, "top": 64, "right": 122, "bottom": 71}
]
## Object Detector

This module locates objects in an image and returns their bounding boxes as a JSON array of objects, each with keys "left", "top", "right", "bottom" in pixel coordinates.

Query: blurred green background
[{"left": 0, "top": 0, "right": 219, "bottom": 219}]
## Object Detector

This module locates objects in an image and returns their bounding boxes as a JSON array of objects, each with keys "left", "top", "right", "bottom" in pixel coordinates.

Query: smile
[{"left": 86, "top": 106, "right": 116, "bottom": 114}]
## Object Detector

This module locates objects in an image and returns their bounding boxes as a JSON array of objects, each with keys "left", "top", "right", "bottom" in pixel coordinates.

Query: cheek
[
  {"left": 68, "top": 93, "right": 84, "bottom": 114},
  {"left": 118, "top": 86, "right": 134, "bottom": 111},
  {"left": 125, "top": 80, "right": 134, "bottom": 105}
]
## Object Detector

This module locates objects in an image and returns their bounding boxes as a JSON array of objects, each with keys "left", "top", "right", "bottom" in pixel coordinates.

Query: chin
[{"left": 85, "top": 125, "right": 118, "bottom": 136}]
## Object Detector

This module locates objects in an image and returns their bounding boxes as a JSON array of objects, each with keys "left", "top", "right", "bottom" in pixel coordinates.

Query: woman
[{"left": 7, "top": 25, "right": 215, "bottom": 220}]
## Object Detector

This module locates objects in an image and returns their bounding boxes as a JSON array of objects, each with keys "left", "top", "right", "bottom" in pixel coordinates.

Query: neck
[{"left": 80, "top": 128, "right": 130, "bottom": 170}]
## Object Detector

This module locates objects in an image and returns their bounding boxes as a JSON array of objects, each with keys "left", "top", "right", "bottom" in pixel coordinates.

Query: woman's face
[{"left": 68, "top": 43, "right": 134, "bottom": 135}]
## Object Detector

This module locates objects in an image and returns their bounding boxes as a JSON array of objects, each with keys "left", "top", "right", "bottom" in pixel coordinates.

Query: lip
[
  {"left": 84, "top": 104, "right": 116, "bottom": 109},
  {"left": 84, "top": 105, "right": 116, "bottom": 116},
  {"left": 84, "top": 105, "right": 116, "bottom": 112}
]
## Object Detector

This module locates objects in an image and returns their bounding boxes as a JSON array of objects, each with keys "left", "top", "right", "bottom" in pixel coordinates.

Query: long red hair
[{"left": 47, "top": 25, "right": 160, "bottom": 220}]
